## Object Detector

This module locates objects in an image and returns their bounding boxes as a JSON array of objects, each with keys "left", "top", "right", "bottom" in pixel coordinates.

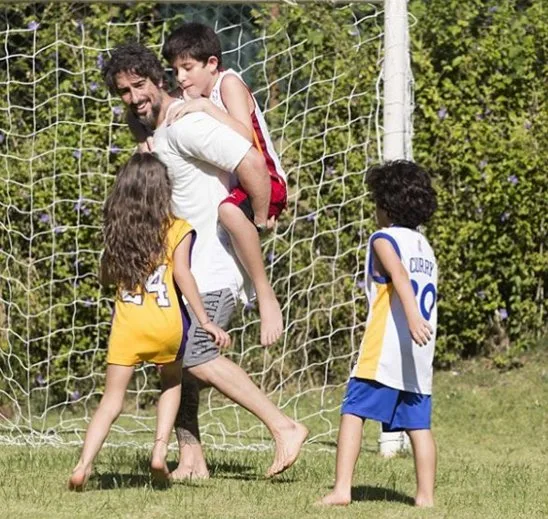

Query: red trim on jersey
[{"left": 218, "top": 72, "right": 285, "bottom": 185}]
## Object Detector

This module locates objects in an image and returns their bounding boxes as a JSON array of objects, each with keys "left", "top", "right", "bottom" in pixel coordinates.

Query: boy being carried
[{"left": 151, "top": 22, "right": 286, "bottom": 347}]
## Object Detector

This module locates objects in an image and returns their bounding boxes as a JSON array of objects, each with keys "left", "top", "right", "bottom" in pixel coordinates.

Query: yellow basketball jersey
[{"left": 107, "top": 219, "right": 194, "bottom": 366}]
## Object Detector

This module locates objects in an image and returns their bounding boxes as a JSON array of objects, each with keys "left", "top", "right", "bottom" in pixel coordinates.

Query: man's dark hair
[
  {"left": 366, "top": 160, "right": 437, "bottom": 229},
  {"left": 102, "top": 42, "right": 165, "bottom": 94},
  {"left": 163, "top": 22, "right": 223, "bottom": 68}
]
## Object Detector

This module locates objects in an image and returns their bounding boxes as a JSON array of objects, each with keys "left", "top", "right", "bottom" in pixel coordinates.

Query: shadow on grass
[
  {"left": 91, "top": 472, "right": 170, "bottom": 491},
  {"left": 351, "top": 485, "right": 414, "bottom": 505}
]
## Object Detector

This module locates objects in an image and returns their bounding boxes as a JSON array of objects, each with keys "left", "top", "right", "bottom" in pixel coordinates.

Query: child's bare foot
[
  {"left": 150, "top": 439, "right": 170, "bottom": 483},
  {"left": 316, "top": 491, "right": 351, "bottom": 506},
  {"left": 266, "top": 421, "right": 308, "bottom": 478},
  {"left": 258, "top": 291, "right": 283, "bottom": 346},
  {"left": 68, "top": 463, "right": 91, "bottom": 491},
  {"left": 415, "top": 496, "right": 434, "bottom": 507}
]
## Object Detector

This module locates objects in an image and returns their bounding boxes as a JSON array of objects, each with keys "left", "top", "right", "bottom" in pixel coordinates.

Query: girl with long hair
[{"left": 68, "top": 153, "right": 230, "bottom": 490}]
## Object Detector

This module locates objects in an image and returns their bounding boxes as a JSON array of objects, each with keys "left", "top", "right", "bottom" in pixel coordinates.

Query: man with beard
[{"left": 102, "top": 42, "right": 308, "bottom": 480}]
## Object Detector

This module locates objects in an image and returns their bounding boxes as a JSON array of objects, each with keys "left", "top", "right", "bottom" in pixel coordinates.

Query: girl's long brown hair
[{"left": 101, "top": 153, "right": 172, "bottom": 291}]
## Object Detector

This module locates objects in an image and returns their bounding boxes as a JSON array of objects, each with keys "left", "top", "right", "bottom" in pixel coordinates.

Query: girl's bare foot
[
  {"left": 68, "top": 463, "right": 92, "bottom": 492},
  {"left": 150, "top": 439, "right": 170, "bottom": 483}
]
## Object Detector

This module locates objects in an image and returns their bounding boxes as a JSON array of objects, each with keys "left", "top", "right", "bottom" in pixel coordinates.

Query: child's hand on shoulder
[
  {"left": 201, "top": 321, "right": 231, "bottom": 349},
  {"left": 166, "top": 91, "right": 212, "bottom": 126},
  {"left": 409, "top": 313, "right": 433, "bottom": 346}
]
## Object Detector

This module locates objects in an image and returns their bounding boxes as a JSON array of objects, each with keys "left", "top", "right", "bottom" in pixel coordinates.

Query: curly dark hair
[
  {"left": 101, "top": 153, "right": 173, "bottom": 291},
  {"left": 103, "top": 42, "right": 165, "bottom": 95},
  {"left": 365, "top": 160, "right": 437, "bottom": 228},
  {"left": 162, "top": 22, "right": 223, "bottom": 68}
]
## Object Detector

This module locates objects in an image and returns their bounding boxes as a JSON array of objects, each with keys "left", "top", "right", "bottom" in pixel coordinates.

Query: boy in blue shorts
[{"left": 319, "top": 160, "right": 438, "bottom": 507}]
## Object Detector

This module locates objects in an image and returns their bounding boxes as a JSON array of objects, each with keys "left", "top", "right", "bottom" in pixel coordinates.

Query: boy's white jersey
[
  {"left": 209, "top": 69, "right": 287, "bottom": 183},
  {"left": 351, "top": 226, "right": 438, "bottom": 395}
]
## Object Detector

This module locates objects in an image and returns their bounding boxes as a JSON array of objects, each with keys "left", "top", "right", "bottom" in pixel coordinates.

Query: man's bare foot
[
  {"left": 316, "top": 491, "right": 351, "bottom": 506},
  {"left": 170, "top": 444, "right": 210, "bottom": 481},
  {"left": 150, "top": 439, "right": 170, "bottom": 483},
  {"left": 265, "top": 421, "right": 309, "bottom": 478},
  {"left": 68, "top": 463, "right": 92, "bottom": 491},
  {"left": 170, "top": 464, "right": 210, "bottom": 482},
  {"left": 258, "top": 291, "right": 283, "bottom": 346}
]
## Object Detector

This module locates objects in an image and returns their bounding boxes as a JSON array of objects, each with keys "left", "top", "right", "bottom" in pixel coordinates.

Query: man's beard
[{"left": 135, "top": 100, "right": 161, "bottom": 130}]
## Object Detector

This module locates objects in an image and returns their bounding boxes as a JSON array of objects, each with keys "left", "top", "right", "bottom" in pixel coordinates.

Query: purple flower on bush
[
  {"left": 498, "top": 308, "right": 508, "bottom": 320},
  {"left": 73, "top": 149, "right": 81, "bottom": 159},
  {"left": 0, "top": 132, "right": 4, "bottom": 144},
  {"left": 476, "top": 290, "right": 486, "bottom": 299},
  {"left": 500, "top": 211, "right": 511, "bottom": 222},
  {"left": 54, "top": 226, "right": 65, "bottom": 234},
  {"left": 523, "top": 120, "right": 532, "bottom": 130},
  {"left": 476, "top": 206, "right": 483, "bottom": 215},
  {"left": 89, "top": 81, "right": 98, "bottom": 92},
  {"left": 356, "top": 279, "right": 366, "bottom": 290},
  {"left": 109, "top": 145, "right": 121, "bottom": 154},
  {"left": 437, "top": 107, "right": 448, "bottom": 120},
  {"left": 28, "top": 21, "right": 40, "bottom": 31},
  {"left": 39, "top": 213, "right": 50, "bottom": 223},
  {"left": 507, "top": 175, "right": 518, "bottom": 185},
  {"left": 244, "top": 301, "right": 256, "bottom": 312},
  {"left": 479, "top": 159, "right": 488, "bottom": 169},
  {"left": 82, "top": 298, "right": 93, "bottom": 308},
  {"left": 325, "top": 166, "right": 335, "bottom": 177},
  {"left": 36, "top": 373, "right": 46, "bottom": 386},
  {"left": 488, "top": 6, "right": 498, "bottom": 13},
  {"left": 306, "top": 212, "right": 317, "bottom": 222},
  {"left": 96, "top": 54, "right": 104, "bottom": 68},
  {"left": 70, "top": 390, "right": 81, "bottom": 402},
  {"left": 267, "top": 252, "right": 276, "bottom": 264},
  {"left": 112, "top": 106, "right": 123, "bottom": 116}
]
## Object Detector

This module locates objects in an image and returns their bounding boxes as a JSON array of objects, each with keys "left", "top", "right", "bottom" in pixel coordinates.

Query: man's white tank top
[
  {"left": 351, "top": 226, "right": 438, "bottom": 395},
  {"left": 209, "top": 69, "right": 286, "bottom": 183}
]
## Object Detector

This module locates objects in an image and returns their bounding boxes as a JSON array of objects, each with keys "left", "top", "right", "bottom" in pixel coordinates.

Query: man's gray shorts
[{"left": 182, "top": 288, "right": 236, "bottom": 368}]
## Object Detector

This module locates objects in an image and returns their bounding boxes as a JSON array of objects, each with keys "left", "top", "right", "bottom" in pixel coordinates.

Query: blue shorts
[{"left": 341, "top": 377, "right": 431, "bottom": 431}]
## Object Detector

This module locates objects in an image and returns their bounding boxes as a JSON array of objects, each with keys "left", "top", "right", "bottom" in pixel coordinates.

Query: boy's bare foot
[
  {"left": 316, "top": 491, "right": 351, "bottom": 506},
  {"left": 68, "top": 463, "right": 91, "bottom": 491},
  {"left": 258, "top": 291, "right": 283, "bottom": 346},
  {"left": 150, "top": 439, "right": 170, "bottom": 483},
  {"left": 266, "top": 421, "right": 308, "bottom": 478},
  {"left": 415, "top": 496, "right": 434, "bottom": 507}
]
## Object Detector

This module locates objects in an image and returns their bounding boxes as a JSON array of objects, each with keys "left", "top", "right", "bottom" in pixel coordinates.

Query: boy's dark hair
[
  {"left": 102, "top": 42, "right": 165, "bottom": 94},
  {"left": 366, "top": 160, "right": 437, "bottom": 228},
  {"left": 163, "top": 22, "right": 223, "bottom": 68}
]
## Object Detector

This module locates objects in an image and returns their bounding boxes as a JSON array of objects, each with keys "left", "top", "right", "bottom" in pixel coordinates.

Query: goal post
[{"left": 0, "top": 0, "right": 413, "bottom": 450}]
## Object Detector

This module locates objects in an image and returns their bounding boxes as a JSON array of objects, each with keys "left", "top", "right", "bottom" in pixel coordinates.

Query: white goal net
[{"left": 0, "top": 0, "right": 412, "bottom": 450}]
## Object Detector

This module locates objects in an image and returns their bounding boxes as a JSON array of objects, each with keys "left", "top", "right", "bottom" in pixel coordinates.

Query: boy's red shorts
[{"left": 220, "top": 175, "right": 287, "bottom": 221}]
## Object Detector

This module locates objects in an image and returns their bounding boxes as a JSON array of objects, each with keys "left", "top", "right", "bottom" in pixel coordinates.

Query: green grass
[{"left": 1, "top": 349, "right": 547, "bottom": 519}]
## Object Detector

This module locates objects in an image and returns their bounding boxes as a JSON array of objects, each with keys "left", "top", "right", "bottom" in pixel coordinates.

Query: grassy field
[{"left": 1, "top": 349, "right": 547, "bottom": 519}]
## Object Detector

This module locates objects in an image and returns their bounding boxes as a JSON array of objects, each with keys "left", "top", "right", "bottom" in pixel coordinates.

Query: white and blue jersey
[{"left": 351, "top": 226, "right": 438, "bottom": 395}]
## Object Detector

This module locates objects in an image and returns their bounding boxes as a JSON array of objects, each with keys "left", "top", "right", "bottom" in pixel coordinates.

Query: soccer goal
[{"left": 0, "top": 0, "right": 413, "bottom": 450}]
